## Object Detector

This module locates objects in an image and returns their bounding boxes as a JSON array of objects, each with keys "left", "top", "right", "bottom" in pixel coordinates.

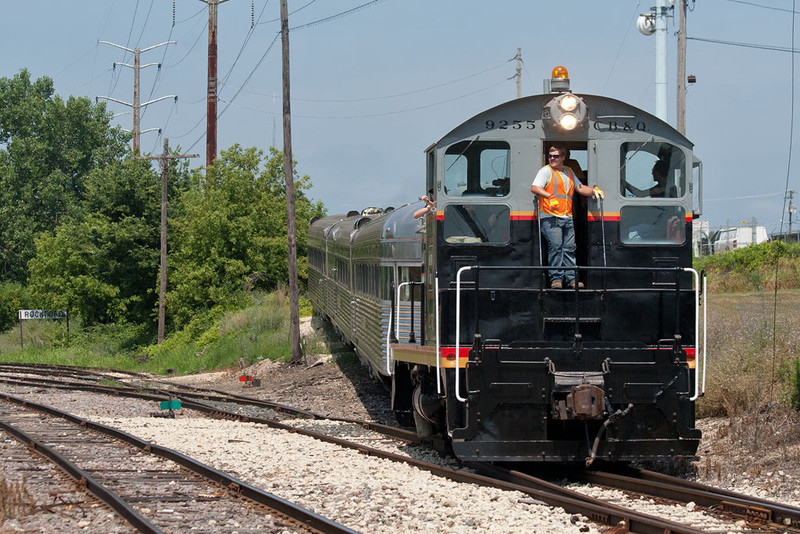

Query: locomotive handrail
[
  {"left": 453, "top": 264, "right": 707, "bottom": 404},
  {"left": 598, "top": 196, "right": 608, "bottom": 267},
  {"left": 385, "top": 304, "right": 394, "bottom": 376},
  {"left": 455, "top": 266, "right": 472, "bottom": 402},
  {"left": 687, "top": 268, "right": 707, "bottom": 401},
  {"left": 395, "top": 281, "right": 424, "bottom": 345},
  {"left": 703, "top": 274, "right": 708, "bottom": 396},
  {"left": 390, "top": 280, "right": 439, "bottom": 391},
  {"left": 435, "top": 274, "right": 442, "bottom": 395}
]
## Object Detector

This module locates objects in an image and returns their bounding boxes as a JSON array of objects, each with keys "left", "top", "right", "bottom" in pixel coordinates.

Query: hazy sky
[{"left": 2, "top": 1, "right": 798, "bottom": 233}]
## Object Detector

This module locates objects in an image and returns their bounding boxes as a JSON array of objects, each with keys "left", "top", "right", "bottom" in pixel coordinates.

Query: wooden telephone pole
[
  {"left": 280, "top": 0, "right": 302, "bottom": 364},
  {"left": 200, "top": 0, "right": 229, "bottom": 166},
  {"left": 676, "top": 0, "right": 688, "bottom": 135},
  {"left": 136, "top": 139, "right": 199, "bottom": 343}
]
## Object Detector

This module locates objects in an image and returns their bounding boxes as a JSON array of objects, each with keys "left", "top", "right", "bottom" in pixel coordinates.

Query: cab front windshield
[{"left": 444, "top": 140, "right": 510, "bottom": 197}]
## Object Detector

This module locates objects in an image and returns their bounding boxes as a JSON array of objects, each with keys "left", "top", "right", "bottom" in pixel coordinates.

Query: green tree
[
  {"left": 168, "top": 145, "right": 324, "bottom": 330},
  {"left": 27, "top": 158, "right": 184, "bottom": 326},
  {"left": 0, "top": 282, "right": 27, "bottom": 333},
  {"left": 0, "top": 69, "right": 128, "bottom": 283}
]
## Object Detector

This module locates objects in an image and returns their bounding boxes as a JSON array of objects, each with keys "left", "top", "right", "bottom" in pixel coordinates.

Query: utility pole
[
  {"left": 135, "top": 140, "right": 199, "bottom": 343},
  {"left": 514, "top": 48, "right": 522, "bottom": 99},
  {"left": 98, "top": 41, "right": 176, "bottom": 154},
  {"left": 788, "top": 190, "right": 796, "bottom": 236},
  {"left": 280, "top": 0, "right": 302, "bottom": 364},
  {"left": 200, "top": 0, "right": 229, "bottom": 167},
  {"left": 676, "top": 0, "right": 687, "bottom": 135},
  {"left": 654, "top": 0, "right": 668, "bottom": 122}
]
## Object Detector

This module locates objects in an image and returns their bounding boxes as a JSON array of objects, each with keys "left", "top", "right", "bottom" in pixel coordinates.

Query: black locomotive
[{"left": 308, "top": 67, "right": 705, "bottom": 464}]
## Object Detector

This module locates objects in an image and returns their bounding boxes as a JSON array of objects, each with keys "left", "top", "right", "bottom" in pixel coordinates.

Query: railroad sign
[
  {"left": 159, "top": 400, "right": 182, "bottom": 410},
  {"left": 17, "top": 309, "right": 69, "bottom": 349},
  {"left": 239, "top": 375, "right": 261, "bottom": 387},
  {"left": 18, "top": 309, "right": 67, "bottom": 320}
]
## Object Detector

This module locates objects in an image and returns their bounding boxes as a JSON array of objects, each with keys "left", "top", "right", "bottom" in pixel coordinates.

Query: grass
[
  {"left": 697, "top": 289, "right": 800, "bottom": 418},
  {"left": 0, "top": 291, "right": 307, "bottom": 376}
]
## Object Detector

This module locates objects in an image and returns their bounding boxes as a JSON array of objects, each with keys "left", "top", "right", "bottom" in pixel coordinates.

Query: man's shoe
[
  {"left": 550, "top": 280, "right": 563, "bottom": 289},
  {"left": 567, "top": 281, "right": 585, "bottom": 289}
]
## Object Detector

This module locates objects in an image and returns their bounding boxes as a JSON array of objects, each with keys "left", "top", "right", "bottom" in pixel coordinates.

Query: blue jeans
[{"left": 541, "top": 216, "right": 576, "bottom": 284}]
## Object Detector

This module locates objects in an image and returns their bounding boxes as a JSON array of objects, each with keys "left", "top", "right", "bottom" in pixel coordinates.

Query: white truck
[{"left": 712, "top": 226, "right": 769, "bottom": 253}]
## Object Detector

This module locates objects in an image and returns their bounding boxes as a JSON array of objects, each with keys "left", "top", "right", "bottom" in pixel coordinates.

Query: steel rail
[
  {"left": 0, "top": 375, "right": 702, "bottom": 533},
  {"left": 0, "top": 393, "right": 358, "bottom": 534},
  {"left": 470, "top": 462, "right": 704, "bottom": 534},
  {"left": 586, "top": 467, "right": 800, "bottom": 529},
  {"left": 0, "top": 374, "right": 422, "bottom": 443},
  {"left": 0, "top": 414, "right": 162, "bottom": 534}
]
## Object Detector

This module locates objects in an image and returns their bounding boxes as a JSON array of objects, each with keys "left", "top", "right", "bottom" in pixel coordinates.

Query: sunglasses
[{"left": 548, "top": 154, "right": 563, "bottom": 159}]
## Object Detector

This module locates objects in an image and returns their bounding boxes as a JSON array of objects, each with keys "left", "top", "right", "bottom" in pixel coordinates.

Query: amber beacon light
[{"left": 542, "top": 66, "right": 588, "bottom": 132}]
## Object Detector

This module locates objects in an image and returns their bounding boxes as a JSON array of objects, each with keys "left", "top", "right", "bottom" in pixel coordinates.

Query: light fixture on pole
[{"left": 637, "top": 0, "right": 671, "bottom": 122}]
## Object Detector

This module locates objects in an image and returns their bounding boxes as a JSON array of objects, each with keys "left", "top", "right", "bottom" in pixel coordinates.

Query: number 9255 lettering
[{"left": 485, "top": 119, "right": 535, "bottom": 130}]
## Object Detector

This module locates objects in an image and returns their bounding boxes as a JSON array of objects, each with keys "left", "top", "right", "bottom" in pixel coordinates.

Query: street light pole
[{"left": 655, "top": 0, "right": 668, "bottom": 122}]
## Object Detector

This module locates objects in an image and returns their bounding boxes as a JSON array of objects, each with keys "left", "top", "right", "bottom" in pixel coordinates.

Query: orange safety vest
[{"left": 540, "top": 166, "right": 575, "bottom": 217}]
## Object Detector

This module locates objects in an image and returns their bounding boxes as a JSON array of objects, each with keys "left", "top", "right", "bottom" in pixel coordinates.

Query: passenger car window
[
  {"left": 620, "top": 142, "right": 686, "bottom": 199},
  {"left": 443, "top": 204, "right": 510, "bottom": 244},
  {"left": 620, "top": 206, "right": 685, "bottom": 244},
  {"left": 444, "top": 141, "right": 510, "bottom": 197}
]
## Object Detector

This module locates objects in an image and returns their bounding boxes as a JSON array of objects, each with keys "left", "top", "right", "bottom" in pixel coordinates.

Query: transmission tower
[{"left": 97, "top": 41, "right": 177, "bottom": 154}]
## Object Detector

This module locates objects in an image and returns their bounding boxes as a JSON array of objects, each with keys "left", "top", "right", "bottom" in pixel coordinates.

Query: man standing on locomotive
[{"left": 531, "top": 144, "right": 603, "bottom": 289}]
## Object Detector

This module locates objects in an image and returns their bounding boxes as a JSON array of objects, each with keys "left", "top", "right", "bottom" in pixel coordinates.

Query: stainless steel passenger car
[{"left": 308, "top": 67, "right": 706, "bottom": 463}]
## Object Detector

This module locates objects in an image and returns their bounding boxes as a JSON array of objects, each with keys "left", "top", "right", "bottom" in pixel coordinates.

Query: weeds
[
  {"left": 697, "top": 290, "right": 800, "bottom": 418},
  {"left": 0, "top": 470, "right": 35, "bottom": 525}
]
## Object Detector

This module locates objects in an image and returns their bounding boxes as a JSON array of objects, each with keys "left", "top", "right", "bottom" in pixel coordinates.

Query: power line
[
  {"left": 225, "top": 59, "right": 511, "bottom": 103},
  {"left": 688, "top": 36, "right": 800, "bottom": 53},
  {"left": 602, "top": 1, "right": 641, "bottom": 95},
  {"left": 134, "top": 0, "right": 157, "bottom": 49},
  {"left": 291, "top": 79, "right": 509, "bottom": 119},
  {"left": 219, "top": 0, "right": 271, "bottom": 88},
  {"left": 186, "top": 32, "right": 282, "bottom": 153},
  {"left": 704, "top": 192, "right": 785, "bottom": 201},
  {"left": 164, "top": 19, "right": 207, "bottom": 68},
  {"left": 722, "top": 0, "right": 800, "bottom": 14},
  {"left": 288, "top": 0, "right": 388, "bottom": 32},
  {"left": 175, "top": 5, "right": 207, "bottom": 24}
]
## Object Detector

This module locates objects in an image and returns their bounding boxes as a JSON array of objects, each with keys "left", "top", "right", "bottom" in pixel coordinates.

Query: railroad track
[
  {"left": 0, "top": 393, "right": 355, "bottom": 533},
  {"left": 0, "top": 364, "right": 770, "bottom": 533},
  {"left": 581, "top": 465, "right": 800, "bottom": 530}
]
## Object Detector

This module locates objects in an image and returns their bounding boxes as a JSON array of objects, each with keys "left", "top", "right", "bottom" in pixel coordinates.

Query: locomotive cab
[{"left": 413, "top": 67, "right": 704, "bottom": 463}]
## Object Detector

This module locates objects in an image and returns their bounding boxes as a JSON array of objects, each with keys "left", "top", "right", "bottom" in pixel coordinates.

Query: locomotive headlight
[
  {"left": 559, "top": 114, "right": 579, "bottom": 131},
  {"left": 558, "top": 94, "right": 579, "bottom": 112},
  {"left": 543, "top": 92, "right": 588, "bottom": 132}
]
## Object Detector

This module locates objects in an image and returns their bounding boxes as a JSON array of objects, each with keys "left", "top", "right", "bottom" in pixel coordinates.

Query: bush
[
  {"left": 0, "top": 283, "right": 29, "bottom": 334},
  {"left": 779, "top": 358, "right": 800, "bottom": 410},
  {"left": 695, "top": 242, "right": 800, "bottom": 292}
]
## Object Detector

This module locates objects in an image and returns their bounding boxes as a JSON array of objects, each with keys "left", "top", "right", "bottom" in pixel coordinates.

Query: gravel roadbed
[{"left": 0, "top": 384, "right": 758, "bottom": 533}]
